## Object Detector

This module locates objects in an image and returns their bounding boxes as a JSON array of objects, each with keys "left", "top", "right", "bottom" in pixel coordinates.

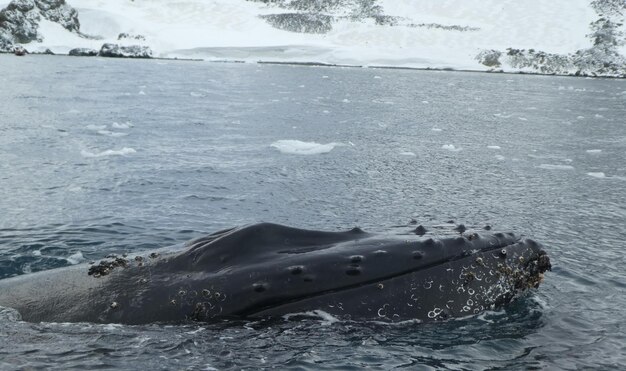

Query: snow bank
[{"left": 9, "top": 0, "right": 613, "bottom": 73}]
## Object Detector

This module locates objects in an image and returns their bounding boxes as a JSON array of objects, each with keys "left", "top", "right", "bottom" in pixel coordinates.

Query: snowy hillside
[{"left": 1, "top": 0, "right": 625, "bottom": 75}]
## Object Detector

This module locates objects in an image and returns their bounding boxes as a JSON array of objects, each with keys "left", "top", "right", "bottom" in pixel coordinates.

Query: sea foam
[{"left": 538, "top": 164, "right": 574, "bottom": 170}]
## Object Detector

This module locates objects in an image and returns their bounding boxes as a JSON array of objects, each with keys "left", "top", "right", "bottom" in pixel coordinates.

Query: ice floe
[{"left": 270, "top": 140, "right": 341, "bottom": 155}]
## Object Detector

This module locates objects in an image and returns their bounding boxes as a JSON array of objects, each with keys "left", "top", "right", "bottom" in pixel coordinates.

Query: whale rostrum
[{"left": 0, "top": 223, "right": 551, "bottom": 324}]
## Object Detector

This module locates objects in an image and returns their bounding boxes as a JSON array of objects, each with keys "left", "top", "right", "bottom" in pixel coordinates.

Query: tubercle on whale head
[{"left": 138, "top": 225, "right": 550, "bottom": 323}]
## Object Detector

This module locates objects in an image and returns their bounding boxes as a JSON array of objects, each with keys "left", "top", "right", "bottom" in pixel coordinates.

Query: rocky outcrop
[
  {"left": 250, "top": 0, "right": 477, "bottom": 34},
  {"left": 475, "top": 0, "right": 626, "bottom": 77},
  {"left": 260, "top": 13, "right": 333, "bottom": 34},
  {"left": 98, "top": 43, "right": 153, "bottom": 58},
  {"left": 0, "top": 0, "right": 79, "bottom": 51},
  {"left": 248, "top": 0, "right": 404, "bottom": 34},
  {"left": 117, "top": 33, "right": 146, "bottom": 41},
  {"left": 476, "top": 49, "right": 502, "bottom": 68},
  {"left": 68, "top": 47, "right": 97, "bottom": 56}
]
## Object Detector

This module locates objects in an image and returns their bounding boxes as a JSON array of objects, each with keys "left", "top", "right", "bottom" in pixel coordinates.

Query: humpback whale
[{"left": 0, "top": 223, "right": 550, "bottom": 324}]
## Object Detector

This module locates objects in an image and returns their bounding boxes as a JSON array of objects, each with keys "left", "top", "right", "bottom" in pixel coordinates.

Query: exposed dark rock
[
  {"left": 260, "top": 13, "right": 333, "bottom": 34},
  {"left": 476, "top": 49, "right": 502, "bottom": 68},
  {"left": 14, "top": 44, "right": 26, "bottom": 55},
  {"left": 117, "top": 32, "right": 146, "bottom": 41},
  {"left": 98, "top": 43, "right": 153, "bottom": 58},
  {"left": 249, "top": 0, "right": 404, "bottom": 33},
  {"left": 68, "top": 47, "right": 97, "bottom": 56},
  {"left": 407, "top": 22, "right": 480, "bottom": 32},
  {"left": 0, "top": 0, "right": 80, "bottom": 50},
  {"left": 35, "top": 0, "right": 80, "bottom": 32},
  {"left": 372, "top": 14, "right": 399, "bottom": 26},
  {"left": 474, "top": 0, "right": 626, "bottom": 78}
]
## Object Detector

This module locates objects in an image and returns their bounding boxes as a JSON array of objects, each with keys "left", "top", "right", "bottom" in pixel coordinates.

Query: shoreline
[{"left": 1, "top": 51, "right": 624, "bottom": 80}]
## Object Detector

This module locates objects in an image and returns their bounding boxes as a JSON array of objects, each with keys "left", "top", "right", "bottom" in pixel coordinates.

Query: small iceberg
[
  {"left": 442, "top": 144, "right": 462, "bottom": 152},
  {"left": 81, "top": 147, "right": 137, "bottom": 158},
  {"left": 270, "top": 140, "right": 341, "bottom": 155}
]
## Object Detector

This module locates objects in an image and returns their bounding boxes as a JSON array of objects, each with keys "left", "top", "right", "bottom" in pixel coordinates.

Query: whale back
[{"left": 166, "top": 223, "right": 546, "bottom": 320}]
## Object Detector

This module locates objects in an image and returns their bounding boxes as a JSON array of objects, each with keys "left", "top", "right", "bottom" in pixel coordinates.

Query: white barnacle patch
[
  {"left": 427, "top": 307, "right": 443, "bottom": 319},
  {"left": 423, "top": 280, "right": 433, "bottom": 289},
  {"left": 468, "top": 288, "right": 475, "bottom": 295},
  {"left": 377, "top": 304, "right": 390, "bottom": 318}
]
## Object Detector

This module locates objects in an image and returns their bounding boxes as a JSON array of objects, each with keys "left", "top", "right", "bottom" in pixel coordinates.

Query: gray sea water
[{"left": 0, "top": 54, "right": 625, "bottom": 370}]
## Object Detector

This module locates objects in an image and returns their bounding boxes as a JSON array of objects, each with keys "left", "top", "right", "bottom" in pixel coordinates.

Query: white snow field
[{"left": 4, "top": 0, "right": 623, "bottom": 72}]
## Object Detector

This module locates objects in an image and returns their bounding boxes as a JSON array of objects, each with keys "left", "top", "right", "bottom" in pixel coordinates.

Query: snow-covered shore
[{"left": 1, "top": 0, "right": 625, "bottom": 76}]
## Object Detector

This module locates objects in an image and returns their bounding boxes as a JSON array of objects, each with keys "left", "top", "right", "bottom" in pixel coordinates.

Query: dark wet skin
[{"left": 0, "top": 223, "right": 550, "bottom": 324}]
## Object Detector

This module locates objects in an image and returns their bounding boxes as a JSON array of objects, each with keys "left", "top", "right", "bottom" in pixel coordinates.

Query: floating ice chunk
[
  {"left": 431, "top": 128, "right": 442, "bottom": 132},
  {"left": 270, "top": 140, "right": 341, "bottom": 155},
  {"left": 577, "top": 116, "right": 584, "bottom": 120},
  {"left": 342, "top": 99, "right": 350, "bottom": 103},
  {"left": 442, "top": 144, "right": 462, "bottom": 152},
  {"left": 139, "top": 90, "right": 146, "bottom": 95},
  {"left": 81, "top": 148, "right": 137, "bottom": 158},
  {"left": 538, "top": 164, "right": 574, "bottom": 170},
  {"left": 495, "top": 155, "right": 506, "bottom": 160},
  {"left": 587, "top": 172, "right": 605, "bottom": 178},
  {"left": 518, "top": 117, "right": 528, "bottom": 121},
  {"left": 400, "top": 151, "right": 416, "bottom": 156},
  {"left": 487, "top": 145, "right": 501, "bottom": 150},
  {"left": 422, "top": 100, "right": 429, "bottom": 104},
  {"left": 374, "top": 76, "right": 381, "bottom": 79},
  {"left": 594, "top": 114, "right": 604, "bottom": 119},
  {"left": 67, "top": 251, "right": 86, "bottom": 265},
  {"left": 586, "top": 149, "right": 602, "bottom": 154},
  {"left": 190, "top": 92, "right": 204, "bottom": 97},
  {"left": 322, "top": 76, "right": 329, "bottom": 79},
  {"left": 112, "top": 122, "right": 133, "bottom": 129}
]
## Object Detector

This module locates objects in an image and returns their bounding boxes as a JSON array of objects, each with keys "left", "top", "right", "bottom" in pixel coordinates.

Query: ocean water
[{"left": 1, "top": 54, "right": 625, "bottom": 370}]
